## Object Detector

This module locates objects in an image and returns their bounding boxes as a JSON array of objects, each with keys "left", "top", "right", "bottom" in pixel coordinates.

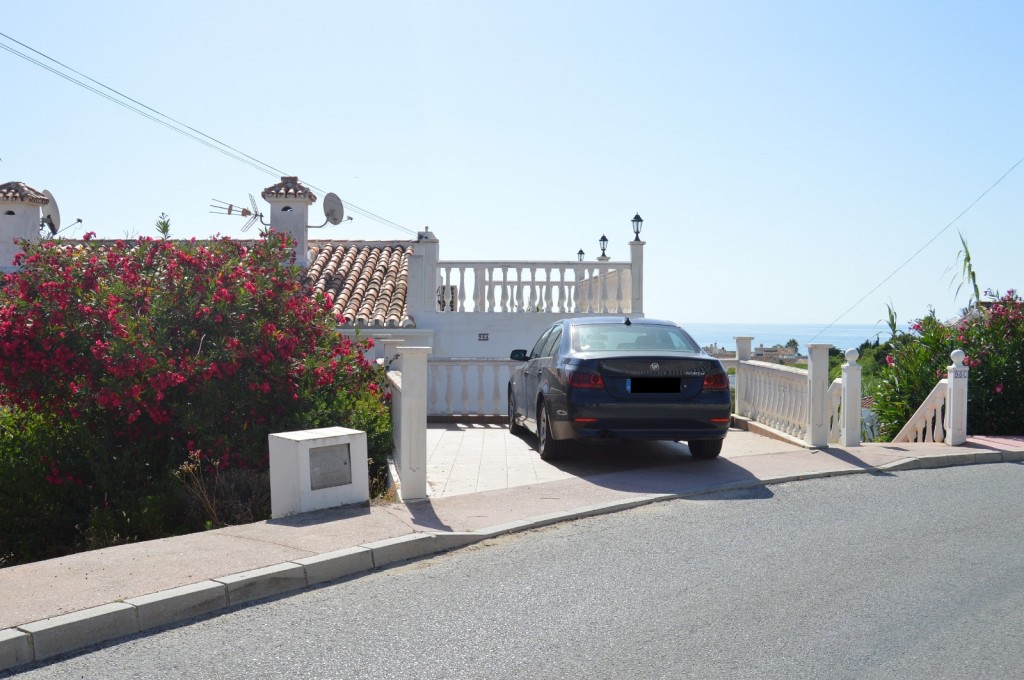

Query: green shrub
[{"left": 871, "top": 291, "right": 1024, "bottom": 439}]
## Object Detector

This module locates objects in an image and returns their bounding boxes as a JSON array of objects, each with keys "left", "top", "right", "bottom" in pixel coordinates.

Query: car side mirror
[{"left": 509, "top": 349, "right": 529, "bottom": 361}]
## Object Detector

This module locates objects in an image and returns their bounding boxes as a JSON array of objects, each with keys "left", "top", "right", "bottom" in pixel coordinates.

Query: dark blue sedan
[{"left": 508, "top": 317, "right": 731, "bottom": 459}]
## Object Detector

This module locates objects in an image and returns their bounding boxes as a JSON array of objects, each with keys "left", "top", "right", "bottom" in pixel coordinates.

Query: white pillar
[
  {"left": 629, "top": 240, "right": 645, "bottom": 315},
  {"left": 381, "top": 338, "right": 405, "bottom": 371},
  {"left": 734, "top": 336, "right": 754, "bottom": 417},
  {"left": 806, "top": 343, "right": 832, "bottom": 448},
  {"left": 407, "top": 230, "right": 439, "bottom": 317},
  {"left": 840, "top": 348, "right": 862, "bottom": 446},
  {"left": 261, "top": 177, "right": 316, "bottom": 268},
  {"left": 945, "top": 349, "right": 969, "bottom": 446},
  {"left": 396, "top": 346, "right": 431, "bottom": 500}
]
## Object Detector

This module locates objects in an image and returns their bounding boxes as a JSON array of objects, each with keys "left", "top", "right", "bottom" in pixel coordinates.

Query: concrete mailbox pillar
[{"left": 269, "top": 427, "right": 369, "bottom": 518}]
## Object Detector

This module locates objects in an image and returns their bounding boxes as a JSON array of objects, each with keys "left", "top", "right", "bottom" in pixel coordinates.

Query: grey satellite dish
[
  {"left": 323, "top": 192, "right": 345, "bottom": 226},
  {"left": 41, "top": 190, "right": 61, "bottom": 235}
]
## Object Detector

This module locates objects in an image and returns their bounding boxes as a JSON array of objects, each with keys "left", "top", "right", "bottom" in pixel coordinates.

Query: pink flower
[
  {"left": 885, "top": 355, "right": 895, "bottom": 366},
  {"left": 995, "top": 383, "right": 1004, "bottom": 394}
]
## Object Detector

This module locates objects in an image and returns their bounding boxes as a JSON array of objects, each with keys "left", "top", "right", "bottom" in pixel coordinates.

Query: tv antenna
[{"left": 210, "top": 194, "right": 264, "bottom": 232}]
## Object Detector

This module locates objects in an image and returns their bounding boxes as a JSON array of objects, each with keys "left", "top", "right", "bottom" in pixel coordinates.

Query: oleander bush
[
  {"left": 0, "top": 231, "right": 391, "bottom": 565},
  {"left": 872, "top": 290, "right": 1024, "bottom": 440}
]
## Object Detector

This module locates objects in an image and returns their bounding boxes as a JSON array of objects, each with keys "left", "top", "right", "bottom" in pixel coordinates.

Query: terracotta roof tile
[
  {"left": 0, "top": 181, "right": 49, "bottom": 205},
  {"left": 261, "top": 176, "right": 317, "bottom": 203},
  {"left": 305, "top": 241, "right": 414, "bottom": 328}
]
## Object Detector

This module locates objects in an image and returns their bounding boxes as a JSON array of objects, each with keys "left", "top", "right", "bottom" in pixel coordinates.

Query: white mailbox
[{"left": 269, "top": 427, "right": 369, "bottom": 518}]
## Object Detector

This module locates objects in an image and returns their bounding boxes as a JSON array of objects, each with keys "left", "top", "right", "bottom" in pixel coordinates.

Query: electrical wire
[
  {"left": 808, "top": 154, "right": 1024, "bottom": 344},
  {"left": 0, "top": 32, "right": 418, "bottom": 237}
]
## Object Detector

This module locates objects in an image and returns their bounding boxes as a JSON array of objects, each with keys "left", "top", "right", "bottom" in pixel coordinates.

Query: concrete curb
[{"left": 2, "top": 452, "right": 1019, "bottom": 673}]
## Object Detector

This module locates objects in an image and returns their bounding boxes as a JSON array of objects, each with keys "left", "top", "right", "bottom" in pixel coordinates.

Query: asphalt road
[{"left": 10, "top": 463, "right": 1024, "bottom": 679}]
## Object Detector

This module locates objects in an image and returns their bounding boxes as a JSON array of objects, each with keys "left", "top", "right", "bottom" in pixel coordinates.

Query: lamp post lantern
[{"left": 631, "top": 213, "right": 643, "bottom": 241}]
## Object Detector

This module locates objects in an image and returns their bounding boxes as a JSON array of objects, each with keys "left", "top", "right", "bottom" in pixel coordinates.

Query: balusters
[
  {"left": 475, "top": 365, "right": 486, "bottom": 416},
  {"left": 443, "top": 364, "right": 454, "bottom": 415},
  {"left": 514, "top": 267, "right": 524, "bottom": 312},
  {"left": 543, "top": 267, "right": 553, "bottom": 312},
  {"left": 488, "top": 268, "right": 498, "bottom": 312},
  {"left": 458, "top": 267, "right": 466, "bottom": 312},
  {"left": 499, "top": 267, "right": 509, "bottom": 312},
  {"left": 614, "top": 267, "right": 624, "bottom": 312},
  {"left": 490, "top": 364, "right": 502, "bottom": 414},
  {"left": 527, "top": 267, "right": 537, "bottom": 312},
  {"left": 473, "top": 268, "right": 485, "bottom": 312}
]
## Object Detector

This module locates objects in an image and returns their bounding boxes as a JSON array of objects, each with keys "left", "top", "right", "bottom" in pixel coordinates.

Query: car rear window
[{"left": 570, "top": 324, "right": 701, "bottom": 352}]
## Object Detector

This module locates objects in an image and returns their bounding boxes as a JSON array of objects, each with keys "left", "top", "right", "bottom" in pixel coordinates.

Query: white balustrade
[
  {"left": 435, "top": 260, "right": 632, "bottom": 314},
  {"left": 736, "top": 360, "right": 810, "bottom": 440},
  {"left": 427, "top": 359, "right": 519, "bottom": 417},
  {"left": 892, "top": 349, "right": 969, "bottom": 445}
]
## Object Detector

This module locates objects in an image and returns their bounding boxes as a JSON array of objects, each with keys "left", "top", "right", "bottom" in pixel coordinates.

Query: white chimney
[
  {"left": 0, "top": 181, "right": 48, "bottom": 272},
  {"left": 260, "top": 176, "right": 316, "bottom": 267}
]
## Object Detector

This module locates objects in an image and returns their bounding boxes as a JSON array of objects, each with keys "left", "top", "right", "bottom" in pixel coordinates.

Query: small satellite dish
[
  {"left": 323, "top": 192, "right": 345, "bottom": 226},
  {"left": 41, "top": 190, "right": 61, "bottom": 236}
]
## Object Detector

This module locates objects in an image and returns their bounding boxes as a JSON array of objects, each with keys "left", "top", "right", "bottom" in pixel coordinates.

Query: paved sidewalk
[{"left": 2, "top": 428, "right": 1023, "bottom": 672}]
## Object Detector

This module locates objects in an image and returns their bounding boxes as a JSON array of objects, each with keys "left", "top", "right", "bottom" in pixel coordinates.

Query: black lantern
[
  {"left": 598, "top": 234, "right": 608, "bottom": 258},
  {"left": 577, "top": 249, "right": 585, "bottom": 262},
  {"left": 631, "top": 213, "right": 643, "bottom": 241}
]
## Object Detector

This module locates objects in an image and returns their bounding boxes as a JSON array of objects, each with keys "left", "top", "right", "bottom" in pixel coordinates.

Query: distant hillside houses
[{"left": 703, "top": 342, "right": 802, "bottom": 364}]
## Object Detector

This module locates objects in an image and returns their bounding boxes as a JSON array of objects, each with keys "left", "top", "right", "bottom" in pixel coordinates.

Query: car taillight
[
  {"left": 703, "top": 371, "right": 729, "bottom": 391},
  {"left": 567, "top": 368, "right": 605, "bottom": 389}
]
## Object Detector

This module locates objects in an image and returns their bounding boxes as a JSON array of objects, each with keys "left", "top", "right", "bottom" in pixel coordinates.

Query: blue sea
[{"left": 683, "top": 322, "right": 888, "bottom": 356}]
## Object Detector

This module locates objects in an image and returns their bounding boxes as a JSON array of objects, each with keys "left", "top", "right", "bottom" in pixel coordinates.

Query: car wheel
[
  {"left": 688, "top": 439, "right": 723, "bottom": 459},
  {"left": 508, "top": 389, "right": 526, "bottom": 436},
  {"left": 537, "top": 401, "right": 564, "bottom": 460}
]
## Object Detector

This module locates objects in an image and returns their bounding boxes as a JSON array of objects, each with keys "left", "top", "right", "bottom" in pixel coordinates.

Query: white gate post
[
  {"left": 945, "top": 349, "right": 969, "bottom": 446},
  {"left": 806, "top": 344, "right": 832, "bottom": 448},
  {"left": 734, "top": 336, "right": 754, "bottom": 417},
  {"left": 841, "top": 348, "right": 862, "bottom": 446},
  {"left": 396, "top": 346, "right": 431, "bottom": 500}
]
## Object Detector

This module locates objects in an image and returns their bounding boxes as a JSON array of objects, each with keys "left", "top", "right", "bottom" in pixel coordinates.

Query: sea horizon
[{"left": 683, "top": 321, "right": 889, "bottom": 356}]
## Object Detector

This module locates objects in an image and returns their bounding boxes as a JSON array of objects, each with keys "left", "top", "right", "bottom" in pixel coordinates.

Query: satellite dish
[
  {"left": 323, "top": 192, "right": 345, "bottom": 226},
  {"left": 41, "top": 190, "right": 61, "bottom": 235}
]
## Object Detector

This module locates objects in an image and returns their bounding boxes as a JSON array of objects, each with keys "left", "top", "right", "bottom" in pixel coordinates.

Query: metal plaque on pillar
[{"left": 309, "top": 443, "right": 352, "bottom": 490}]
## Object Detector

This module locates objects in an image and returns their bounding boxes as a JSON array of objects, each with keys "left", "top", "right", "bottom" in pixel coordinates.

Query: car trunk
[{"left": 597, "top": 358, "right": 720, "bottom": 399}]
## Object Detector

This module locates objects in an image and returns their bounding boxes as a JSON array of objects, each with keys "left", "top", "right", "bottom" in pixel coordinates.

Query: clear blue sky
[{"left": 3, "top": 1, "right": 1021, "bottom": 326}]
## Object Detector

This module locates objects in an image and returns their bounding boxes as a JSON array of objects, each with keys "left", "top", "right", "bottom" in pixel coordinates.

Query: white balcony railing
[
  {"left": 428, "top": 359, "right": 518, "bottom": 418},
  {"left": 435, "top": 261, "right": 632, "bottom": 314},
  {"left": 735, "top": 360, "right": 810, "bottom": 441}
]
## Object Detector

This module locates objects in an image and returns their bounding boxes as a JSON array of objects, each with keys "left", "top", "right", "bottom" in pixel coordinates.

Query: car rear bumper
[{"left": 548, "top": 398, "right": 732, "bottom": 442}]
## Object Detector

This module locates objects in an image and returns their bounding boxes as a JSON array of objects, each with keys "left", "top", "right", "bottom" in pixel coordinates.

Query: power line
[
  {"left": 0, "top": 32, "right": 417, "bottom": 237},
  {"left": 809, "top": 154, "right": 1024, "bottom": 343}
]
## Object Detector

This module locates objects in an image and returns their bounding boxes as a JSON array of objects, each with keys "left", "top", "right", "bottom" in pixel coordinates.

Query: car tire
[
  {"left": 688, "top": 439, "right": 723, "bottom": 459},
  {"left": 537, "top": 401, "right": 564, "bottom": 460},
  {"left": 508, "top": 389, "right": 526, "bottom": 436}
]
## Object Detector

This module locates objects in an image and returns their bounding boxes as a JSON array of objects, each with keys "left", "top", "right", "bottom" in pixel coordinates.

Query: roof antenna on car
[{"left": 624, "top": 317, "right": 632, "bottom": 326}]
